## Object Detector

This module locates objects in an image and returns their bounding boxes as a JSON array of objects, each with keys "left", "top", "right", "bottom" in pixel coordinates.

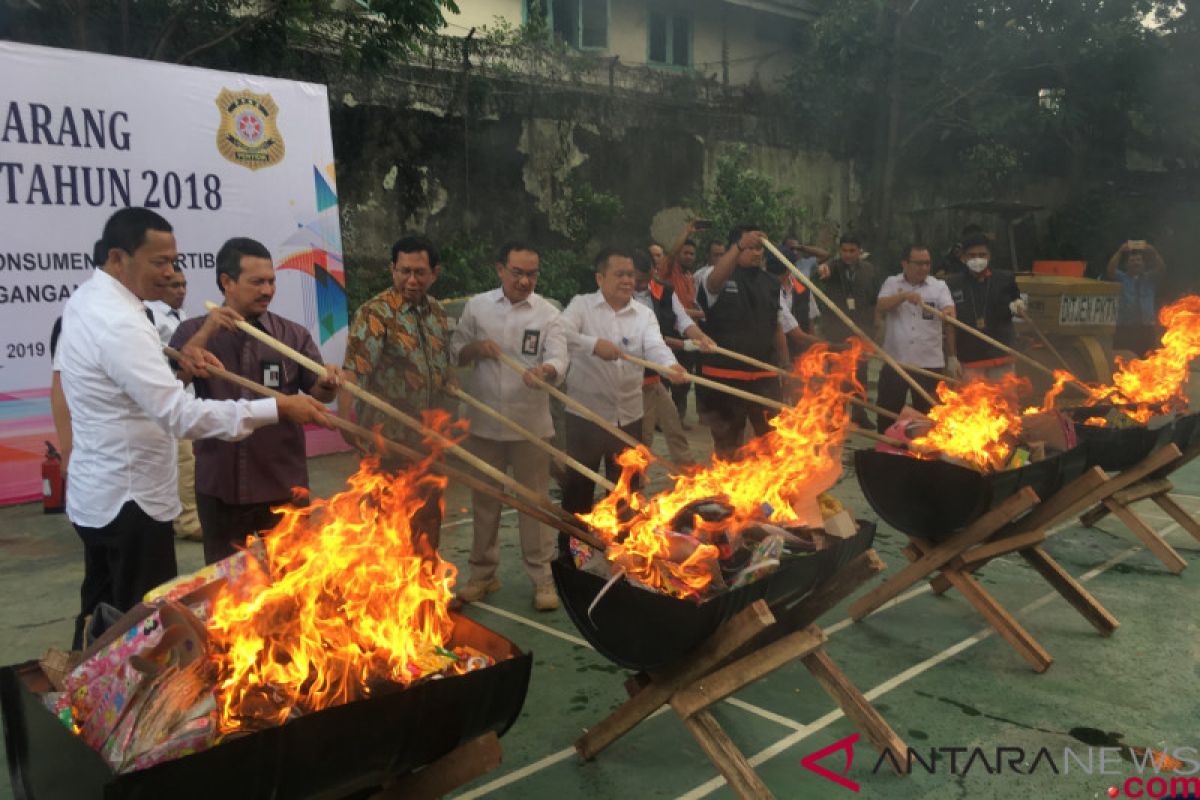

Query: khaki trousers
[
  {"left": 465, "top": 435, "right": 556, "bottom": 587},
  {"left": 641, "top": 381, "right": 692, "bottom": 465},
  {"left": 174, "top": 439, "right": 202, "bottom": 540}
]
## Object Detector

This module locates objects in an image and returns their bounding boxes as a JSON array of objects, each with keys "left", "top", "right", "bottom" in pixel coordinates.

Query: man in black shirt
[
  {"left": 813, "top": 235, "right": 882, "bottom": 426},
  {"left": 945, "top": 233, "right": 1024, "bottom": 381}
]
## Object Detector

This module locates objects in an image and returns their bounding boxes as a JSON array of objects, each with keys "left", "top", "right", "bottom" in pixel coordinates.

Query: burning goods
[{"left": 26, "top": 450, "right": 515, "bottom": 780}]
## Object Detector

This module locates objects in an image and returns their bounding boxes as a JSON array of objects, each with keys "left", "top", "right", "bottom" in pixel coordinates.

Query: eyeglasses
[{"left": 505, "top": 265, "right": 540, "bottom": 281}]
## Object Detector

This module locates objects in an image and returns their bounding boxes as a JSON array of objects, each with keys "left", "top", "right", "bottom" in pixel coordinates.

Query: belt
[
  {"left": 700, "top": 365, "right": 777, "bottom": 381},
  {"left": 643, "top": 374, "right": 661, "bottom": 386},
  {"left": 962, "top": 355, "right": 1015, "bottom": 369}
]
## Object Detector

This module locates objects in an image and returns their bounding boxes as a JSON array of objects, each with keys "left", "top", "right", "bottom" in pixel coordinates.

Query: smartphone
[
  {"left": 1128, "top": 239, "right": 1146, "bottom": 250},
  {"left": 692, "top": 219, "right": 712, "bottom": 231}
]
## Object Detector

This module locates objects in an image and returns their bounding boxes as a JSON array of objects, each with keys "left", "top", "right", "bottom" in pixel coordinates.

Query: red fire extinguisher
[{"left": 42, "top": 441, "right": 65, "bottom": 514}]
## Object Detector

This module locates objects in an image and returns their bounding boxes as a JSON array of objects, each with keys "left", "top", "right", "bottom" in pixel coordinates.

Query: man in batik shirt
[{"left": 340, "top": 234, "right": 455, "bottom": 548}]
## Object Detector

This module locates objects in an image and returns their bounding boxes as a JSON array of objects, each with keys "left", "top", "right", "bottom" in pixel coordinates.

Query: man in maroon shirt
[{"left": 171, "top": 237, "right": 340, "bottom": 564}]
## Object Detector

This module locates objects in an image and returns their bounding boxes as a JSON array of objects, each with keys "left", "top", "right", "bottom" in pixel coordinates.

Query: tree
[
  {"left": 788, "top": 0, "right": 1182, "bottom": 255},
  {"left": 1, "top": 0, "right": 458, "bottom": 78}
]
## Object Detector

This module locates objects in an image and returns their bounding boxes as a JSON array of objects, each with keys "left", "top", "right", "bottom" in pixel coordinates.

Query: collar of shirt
[
  {"left": 95, "top": 269, "right": 150, "bottom": 317},
  {"left": 901, "top": 276, "right": 928, "bottom": 289},
  {"left": 384, "top": 287, "right": 436, "bottom": 316},
  {"left": 490, "top": 288, "right": 531, "bottom": 310},
  {"left": 590, "top": 292, "right": 635, "bottom": 314}
]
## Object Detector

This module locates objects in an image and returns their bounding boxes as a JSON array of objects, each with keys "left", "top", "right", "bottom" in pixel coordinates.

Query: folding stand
[
  {"left": 848, "top": 484, "right": 1120, "bottom": 673},
  {"left": 374, "top": 732, "right": 503, "bottom": 800},
  {"left": 1077, "top": 443, "right": 1199, "bottom": 574},
  {"left": 573, "top": 550, "right": 908, "bottom": 800}
]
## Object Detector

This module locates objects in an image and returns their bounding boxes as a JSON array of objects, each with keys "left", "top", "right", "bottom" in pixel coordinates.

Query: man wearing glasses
[{"left": 450, "top": 242, "right": 569, "bottom": 611}]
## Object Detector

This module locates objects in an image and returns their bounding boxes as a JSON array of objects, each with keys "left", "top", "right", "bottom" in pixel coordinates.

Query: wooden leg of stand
[
  {"left": 575, "top": 600, "right": 775, "bottom": 760},
  {"left": 1080, "top": 502, "right": 1112, "bottom": 528},
  {"left": 1105, "top": 499, "right": 1188, "bottom": 574},
  {"left": 1019, "top": 547, "right": 1119, "bottom": 635},
  {"left": 682, "top": 710, "right": 775, "bottom": 800},
  {"left": 1153, "top": 494, "right": 1200, "bottom": 543},
  {"left": 801, "top": 648, "right": 909, "bottom": 774},
  {"left": 375, "top": 733, "right": 502, "bottom": 800},
  {"left": 940, "top": 568, "right": 1053, "bottom": 672}
]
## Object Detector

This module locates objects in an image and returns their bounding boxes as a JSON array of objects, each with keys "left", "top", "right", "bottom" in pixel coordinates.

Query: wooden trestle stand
[
  {"left": 848, "top": 480, "right": 1121, "bottom": 673},
  {"left": 373, "top": 732, "right": 503, "bottom": 800},
  {"left": 1077, "top": 442, "right": 1200, "bottom": 574},
  {"left": 573, "top": 550, "right": 908, "bottom": 800}
]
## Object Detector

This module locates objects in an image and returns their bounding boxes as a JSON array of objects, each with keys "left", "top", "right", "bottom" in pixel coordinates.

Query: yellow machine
[{"left": 1015, "top": 274, "right": 1119, "bottom": 391}]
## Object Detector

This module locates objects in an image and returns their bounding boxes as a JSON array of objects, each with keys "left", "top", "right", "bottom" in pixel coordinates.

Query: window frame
[
  {"left": 646, "top": 9, "right": 693, "bottom": 70},
  {"left": 524, "top": 0, "right": 609, "bottom": 51}
]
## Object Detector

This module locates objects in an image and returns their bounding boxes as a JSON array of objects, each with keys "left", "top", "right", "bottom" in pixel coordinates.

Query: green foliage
[
  {"left": 2, "top": 0, "right": 458, "bottom": 78},
  {"left": 688, "top": 146, "right": 808, "bottom": 246}
]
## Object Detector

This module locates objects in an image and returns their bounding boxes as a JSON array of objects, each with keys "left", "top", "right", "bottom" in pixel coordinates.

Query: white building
[{"left": 440, "top": 0, "right": 817, "bottom": 88}]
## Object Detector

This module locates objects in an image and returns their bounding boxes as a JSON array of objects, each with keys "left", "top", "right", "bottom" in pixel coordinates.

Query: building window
[
  {"left": 526, "top": 0, "right": 608, "bottom": 50},
  {"left": 648, "top": 11, "right": 691, "bottom": 67}
]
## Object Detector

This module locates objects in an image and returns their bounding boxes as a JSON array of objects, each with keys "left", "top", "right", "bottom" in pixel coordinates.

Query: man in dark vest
[
  {"left": 944, "top": 233, "right": 1023, "bottom": 381},
  {"left": 814, "top": 234, "right": 882, "bottom": 426},
  {"left": 694, "top": 225, "right": 789, "bottom": 459}
]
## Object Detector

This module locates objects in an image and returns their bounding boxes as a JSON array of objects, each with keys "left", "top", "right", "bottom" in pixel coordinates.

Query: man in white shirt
[
  {"left": 450, "top": 242, "right": 569, "bottom": 612},
  {"left": 57, "top": 207, "right": 331, "bottom": 648},
  {"left": 874, "top": 244, "right": 957, "bottom": 430},
  {"left": 145, "top": 265, "right": 202, "bottom": 542},
  {"left": 554, "top": 248, "right": 687, "bottom": 515}
]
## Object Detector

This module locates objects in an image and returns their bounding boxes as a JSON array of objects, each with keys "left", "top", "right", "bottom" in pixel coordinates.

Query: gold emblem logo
[{"left": 215, "top": 89, "right": 285, "bottom": 171}]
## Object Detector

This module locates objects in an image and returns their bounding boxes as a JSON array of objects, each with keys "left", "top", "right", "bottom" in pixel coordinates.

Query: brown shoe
[
  {"left": 533, "top": 582, "right": 559, "bottom": 612},
  {"left": 456, "top": 577, "right": 501, "bottom": 605}
]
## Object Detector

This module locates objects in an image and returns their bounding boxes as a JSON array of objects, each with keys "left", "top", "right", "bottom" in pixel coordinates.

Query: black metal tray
[
  {"left": 854, "top": 444, "right": 1088, "bottom": 543},
  {"left": 552, "top": 521, "right": 876, "bottom": 673},
  {"left": 1069, "top": 407, "right": 1177, "bottom": 472},
  {"left": 2, "top": 613, "right": 531, "bottom": 800}
]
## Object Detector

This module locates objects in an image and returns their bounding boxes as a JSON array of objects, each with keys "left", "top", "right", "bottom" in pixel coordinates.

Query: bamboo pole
[
  {"left": 200, "top": 302, "right": 591, "bottom": 534},
  {"left": 919, "top": 301, "right": 1091, "bottom": 396},
  {"left": 709, "top": 344, "right": 899, "bottom": 421},
  {"left": 1015, "top": 308, "right": 1073, "bottom": 372},
  {"left": 868, "top": 354, "right": 961, "bottom": 387},
  {"left": 447, "top": 386, "right": 616, "bottom": 491},
  {"left": 164, "top": 347, "right": 605, "bottom": 550},
  {"left": 761, "top": 237, "right": 937, "bottom": 406},
  {"left": 491, "top": 350, "right": 681, "bottom": 473},
  {"left": 621, "top": 352, "right": 906, "bottom": 448}
]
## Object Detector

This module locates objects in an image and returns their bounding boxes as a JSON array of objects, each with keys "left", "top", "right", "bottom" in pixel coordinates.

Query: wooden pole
[
  {"left": 164, "top": 347, "right": 605, "bottom": 550},
  {"left": 869, "top": 354, "right": 960, "bottom": 387},
  {"left": 919, "top": 301, "right": 1091, "bottom": 396},
  {"left": 621, "top": 352, "right": 906, "bottom": 448},
  {"left": 710, "top": 344, "right": 899, "bottom": 421},
  {"left": 199, "top": 302, "right": 593, "bottom": 535},
  {"left": 448, "top": 386, "right": 616, "bottom": 491},
  {"left": 491, "top": 350, "right": 681, "bottom": 473},
  {"left": 1016, "top": 308, "right": 1073, "bottom": 372},
  {"left": 761, "top": 237, "right": 937, "bottom": 406}
]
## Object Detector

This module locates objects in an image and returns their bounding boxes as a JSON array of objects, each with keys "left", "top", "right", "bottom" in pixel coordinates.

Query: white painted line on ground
[
  {"left": 723, "top": 698, "right": 807, "bottom": 731},
  {"left": 674, "top": 523, "right": 1182, "bottom": 800}
]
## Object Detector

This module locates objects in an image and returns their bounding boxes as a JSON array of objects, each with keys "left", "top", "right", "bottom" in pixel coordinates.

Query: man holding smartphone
[{"left": 1106, "top": 239, "right": 1166, "bottom": 356}]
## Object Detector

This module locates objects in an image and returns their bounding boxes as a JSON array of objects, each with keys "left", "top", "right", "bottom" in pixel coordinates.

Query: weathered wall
[{"left": 329, "top": 63, "right": 858, "bottom": 300}]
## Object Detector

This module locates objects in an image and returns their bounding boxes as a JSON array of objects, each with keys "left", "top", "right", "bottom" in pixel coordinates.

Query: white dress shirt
[
  {"left": 632, "top": 287, "right": 694, "bottom": 336},
  {"left": 57, "top": 270, "right": 279, "bottom": 528},
  {"left": 450, "top": 288, "right": 569, "bottom": 441},
  {"left": 877, "top": 273, "right": 956, "bottom": 368},
  {"left": 146, "top": 300, "right": 185, "bottom": 346},
  {"left": 553, "top": 291, "right": 678, "bottom": 426}
]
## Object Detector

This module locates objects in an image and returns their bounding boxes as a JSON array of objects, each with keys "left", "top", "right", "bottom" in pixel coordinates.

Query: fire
[
  {"left": 206, "top": 439, "right": 459, "bottom": 733},
  {"left": 910, "top": 374, "right": 1029, "bottom": 471},
  {"left": 1101, "top": 296, "right": 1200, "bottom": 422},
  {"left": 579, "top": 342, "right": 862, "bottom": 600}
]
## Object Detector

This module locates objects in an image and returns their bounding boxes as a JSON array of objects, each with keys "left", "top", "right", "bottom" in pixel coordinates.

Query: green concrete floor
[{"left": 3, "top": 405, "right": 1200, "bottom": 800}]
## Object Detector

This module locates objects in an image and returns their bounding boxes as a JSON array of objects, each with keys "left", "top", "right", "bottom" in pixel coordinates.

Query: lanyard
[{"left": 965, "top": 276, "right": 991, "bottom": 328}]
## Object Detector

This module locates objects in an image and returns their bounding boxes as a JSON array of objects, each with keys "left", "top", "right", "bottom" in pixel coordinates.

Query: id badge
[
  {"left": 847, "top": 297, "right": 857, "bottom": 312},
  {"left": 522, "top": 328, "right": 541, "bottom": 356},
  {"left": 262, "top": 360, "right": 282, "bottom": 389},
  {"left": 976, "top": 317, "right": 986, "bottom": 330}
]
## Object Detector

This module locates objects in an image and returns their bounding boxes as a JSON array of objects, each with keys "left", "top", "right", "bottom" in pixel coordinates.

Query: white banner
[{"left": 0, "top": 42, "right": 348, "bottom": 504}]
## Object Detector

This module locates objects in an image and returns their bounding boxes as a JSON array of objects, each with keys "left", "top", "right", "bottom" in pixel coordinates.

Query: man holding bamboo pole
[
  {"left": 339, "top": 235, "right": 455, "bottom": 548},
  {"left": 693, "top": 225, "right": 789, "bottom": 459},
  {"left": 945, "top": 233, "right": 1024, "bottom": 382},
  {"left": 873, "top": 244, "right": 956, "bottom": 430},
  {"left": 450, "top": 242, "right": 569, "bottom": 611},
  {"left": 553, "top": 248, "right": 687, "bottom": 515}
]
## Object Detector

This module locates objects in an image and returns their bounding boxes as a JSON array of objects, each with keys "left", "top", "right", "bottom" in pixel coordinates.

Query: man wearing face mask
[
  {"left": 945, "top": 233, "right": 1023, "bottom": 381},
  {"left": 172, "top": 237, "right": 342, "bottom": 564}
]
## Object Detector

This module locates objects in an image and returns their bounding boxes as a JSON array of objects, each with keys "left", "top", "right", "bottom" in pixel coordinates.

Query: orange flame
[
  {"left": 910, "top": 375, "right": 1030, "bottom": 471},
  {"left": 206, "top": 429, "right": 460, "bottom": 733},
  {"left": 579, "top": 342, "right": 863, "bottom": 599},
  {"left": 1101, "top": 296, "right": 1200, "bottom": 422}
]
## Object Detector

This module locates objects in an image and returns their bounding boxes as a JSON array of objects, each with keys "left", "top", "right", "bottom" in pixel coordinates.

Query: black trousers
[
  {"left": 196, "top": 492, "right": 286, "bottom": 565},
  {"left": 875, "top": 364, "right": 942, "bottom": 432},
  {"left": 72, "top": 500, "right": 177, "bottom": 649},
  {"left": 696, "top": 376, "right": 781, "bottom": 460},
  {"left": 562, "top": 414, "right": 643, "bottom": 515}
]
